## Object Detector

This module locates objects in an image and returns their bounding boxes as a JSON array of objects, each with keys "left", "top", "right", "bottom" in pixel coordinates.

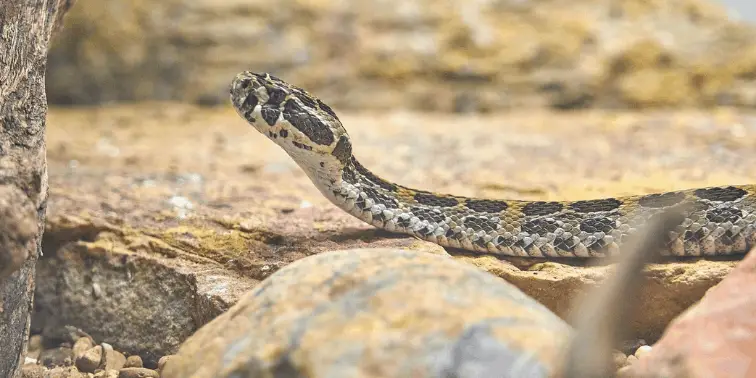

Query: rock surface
[
  {"left": 46, "top": 0, "right": 756, "bottom": 110},
  {"left": 0, "top": 186, "right": 38, "bottom": 280},
  {"left": 162, "top": 248, "right": 573, "bottom": 378},
  {"left": 0, "top": 1, "right": 74, "bottom": 377},
  {"left": 628, "top": 242, "right": 756, "bottom": 378},
  {"left": 36, "top": 103, "right": 754, "bottom": 363}
]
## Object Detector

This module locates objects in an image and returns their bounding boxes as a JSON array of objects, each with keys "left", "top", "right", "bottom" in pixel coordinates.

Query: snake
[{"left": 229, "top": 71, "right": 756, "bottom": 258}]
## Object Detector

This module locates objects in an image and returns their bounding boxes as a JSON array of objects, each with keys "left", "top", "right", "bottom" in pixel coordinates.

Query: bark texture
[{"left": 0, "top": 1, "right": 75, "bottom": 377}]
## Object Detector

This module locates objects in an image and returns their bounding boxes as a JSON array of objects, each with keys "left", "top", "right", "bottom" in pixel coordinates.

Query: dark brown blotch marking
[
  {"left": 317, "top": 99, "right": 339, "bottom": 120},
  {"left": 683, "top": 229, "right": 708, "bottom": 243},
  {"left": 411, "top": 207, "right": 447, "bottom": 224},
  {"left": 465, "top": 199, "right": 509, "bottom": 213},
  {"left": 361, "top": 186, "right": 399, "bottom": 208},
  {"left": 521, "top": 218, "right": 559, "bottom": 237},
  {"left": 638, "top": 191, "right": 686, "bottom": 208},
  {"left": 243, "top": 93, "right": 258, "bottom": 110},
  {"left": 417, "top": 224, "right": 436, "bottom": 236},
  {"left": 553, "top": 235, "right": 578, "bottom": 252},
  {"left": 282, "top": 99, "right": 335, "bottom": 146},
  {"left": 414, "top": 192, "right": 459, "bottom": 207},
  {"left": 706, "top": 207, "right": 743, "bottom": 224},
  {"left": 331, "top": 135, "right": 352, "bottom": 164},
  {"left": 292, "top": 141, "right": 313, "bottom": 151},
  {"left": 397, "top": 216, "right": 412, "bottom": 229},
  {"left": 579, "top": 217, "right": 616, "bottom": 234},
  {"left": 280, "top": 129, "right": 289, "bottom": 138},
  {"left": 493, "top": 235, "right": 517, "bottom": 247},
  {"left": 351, "top": 158, "right": 398, "bottom": 191},
  {"left": 261, "top": 106, "right": 281, "bottom": 126},
  {"left": 521, "top": 201, "right": 563, "bottom": 216},
  {"left": 579, "top": 217, "right": 617, "bottom": 251},
  {"left": 461, "top": 216, "right": 500, "bottom": 232},
  {"left": 694, "top": 186, "right": 748, "bottom": 202},
  {"left": 266, "top": 85, "right": 287, "bottom": 107},
  {"left": 297, "top": 91, "right": 318, "bottom": 109},
  {"left": 569, "top": 198, "right": 622, "bottom": 213}
]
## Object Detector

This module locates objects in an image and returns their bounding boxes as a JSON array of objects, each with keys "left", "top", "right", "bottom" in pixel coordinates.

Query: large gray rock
[{"left": 161, "top": 248, "right": 573, "bottom": 378}]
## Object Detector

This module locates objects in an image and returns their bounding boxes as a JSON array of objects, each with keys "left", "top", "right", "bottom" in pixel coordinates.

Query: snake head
[{"left": 230, "top": 71, "right": 353, "bottom": 175}]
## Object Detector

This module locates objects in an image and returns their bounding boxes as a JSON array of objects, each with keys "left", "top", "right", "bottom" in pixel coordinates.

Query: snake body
[{"left": 230, "top": 71, "right": 756, "bottom": 258}]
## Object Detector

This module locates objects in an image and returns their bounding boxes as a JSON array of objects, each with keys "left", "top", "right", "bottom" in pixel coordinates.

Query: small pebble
[
  {"left": 157, "top": 355, "right": 173, "bottom": 375},
  {"left": 76, "top": 345, "right": 103, "bottom": 373},
  {"left": 73, "top": 336, "right": 95, "bottom": 359},
  {"left": 612, "top": 350, "right": 628, "bottom": 369},
  {"left": 634, "top": 344, "right": 653, "bottom": 360},
  {"left": 93, "top": 370, "right": 120, "bottom": 378},
  {"left": 118, "top": 367, "right": 160, "bottom": 378},
  {"left": 99, "top": 342, "right": 127, "bottom": 371},
  {"left": 20, "top": 363, "right": 45, "bottom": 378},
  {"left": 615, "top": 365, "right": 633, "bottom": 378},
  {"left": 124, "top": 355, "right": 143, "bottom": 368},
  {"left": 46, "top": 366, "right": 88, "bottom": 378}
]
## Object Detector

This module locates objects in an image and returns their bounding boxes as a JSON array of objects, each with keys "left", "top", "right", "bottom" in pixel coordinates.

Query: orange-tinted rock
[{"left": 628, "top": 247, "right": 756, "bottom": 378}]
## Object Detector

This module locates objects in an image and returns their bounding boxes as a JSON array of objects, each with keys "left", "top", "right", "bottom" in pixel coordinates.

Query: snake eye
[{"left": 239, "top": 78, "right": 251, "bottom": 89}]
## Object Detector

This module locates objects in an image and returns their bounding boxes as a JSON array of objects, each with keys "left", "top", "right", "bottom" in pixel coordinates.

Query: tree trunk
[{"left": 0, "top": 1, "right": 75, "bottom": 376}]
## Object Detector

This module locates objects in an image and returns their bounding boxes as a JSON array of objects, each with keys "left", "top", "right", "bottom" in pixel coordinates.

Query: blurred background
[{"left": 45, "top": 0, "right": 756, "bottom": 113}]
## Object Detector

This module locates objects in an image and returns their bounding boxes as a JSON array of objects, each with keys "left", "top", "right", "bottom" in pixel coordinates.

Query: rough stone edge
[
  {"left": 0, "top": 186, "right": 37, "bottom": 280},
  {"left": 33, "top": 237, "right": 260, "bottom": 365},
  {"left": 0, "top": 1, "right": 75, "bottom": 377}
]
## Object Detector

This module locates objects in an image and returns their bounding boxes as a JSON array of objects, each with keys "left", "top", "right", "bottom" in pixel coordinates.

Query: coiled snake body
[{"left": 230, "top": 71, "right": 756, "bottom": 258}]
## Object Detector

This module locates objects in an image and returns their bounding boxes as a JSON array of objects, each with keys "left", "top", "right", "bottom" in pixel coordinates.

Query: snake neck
[{"left": 323, "top": 154, "right": 469, "bottom": 241}]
